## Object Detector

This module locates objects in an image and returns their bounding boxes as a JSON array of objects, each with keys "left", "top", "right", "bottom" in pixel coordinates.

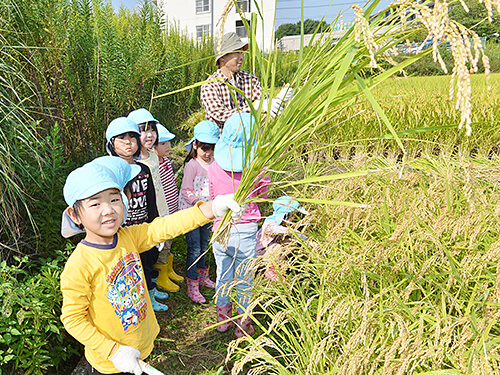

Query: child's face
[
  {"left": 139, "top": 123, "right": 157, "bottom": 149},
  {"left": 68, "top": 188, "right": 124, "bottom": 244},
  {"left": 113, "top": 133, "right": 138, "bottom": 159},
  {"left": 154, "top": 141, "right": 171, "bottom": 158},
  {"left": 193, "top": 143, "right": 214, "bottom": 163}
]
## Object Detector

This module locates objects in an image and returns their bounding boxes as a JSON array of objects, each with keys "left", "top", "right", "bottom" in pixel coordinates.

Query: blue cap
[
  {"left": 185, "top": 120, "right": 219, "bottom": 152},
  {"left": 92, "top": 156, "right": 141, "bottom": 190},
  {"left": 61, "top": 162, "right": 120, "bottom": 238},
  {"left": 214, "top": 113, "right": 257, "bottom": 172},
  {"left": 264, "top": 196, "right": 309, "bottom": 226},
  {"left": 105, "top": 117, "right": 140, "bottom": 155},
  {"left": 63, "top": 162, "right": 122, "bottom": 207},
  {"left": 127, "top": 108, "right": 158, "bottom": 125},
  {"left": 61, "top": 158, "right": 138, "bottom": 238},
  {"left": 157, "top": 123, "right": 175, "bottom": 143}
]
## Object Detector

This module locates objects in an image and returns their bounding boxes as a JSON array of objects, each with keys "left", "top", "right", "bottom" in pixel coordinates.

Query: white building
[{"left": 156, "top": 0, "right": 277, "bottom": 51}]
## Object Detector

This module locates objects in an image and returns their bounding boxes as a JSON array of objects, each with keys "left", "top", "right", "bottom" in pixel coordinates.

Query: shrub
[{"left": 0, "top": 246, "right": 80, "bottom": 374}]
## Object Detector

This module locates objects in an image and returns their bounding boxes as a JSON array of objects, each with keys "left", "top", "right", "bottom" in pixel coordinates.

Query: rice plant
[
  {"left": 187, "top": 0, "right": 500, "bottom": 373},
  {"left": 227, "top": 155, "right": 500, "bottom": 374},
  {"left": 210, "top": 0, "right": 493, "bottom": 239}
]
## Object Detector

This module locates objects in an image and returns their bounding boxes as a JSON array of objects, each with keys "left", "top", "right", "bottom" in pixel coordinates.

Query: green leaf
[
  {"left": 3, "top": 333, "right": 12, "bottom": 345},
  {"left": 355, "top": 73, "right": 404, "bottom": 153},
  {"left": 49, "top": 325, "right": 60, "bottom": 334}
]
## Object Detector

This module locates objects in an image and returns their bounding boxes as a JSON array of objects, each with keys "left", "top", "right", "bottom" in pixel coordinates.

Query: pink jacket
[{"left": 208, "top": 162, "right": 270, "bottom": 232}]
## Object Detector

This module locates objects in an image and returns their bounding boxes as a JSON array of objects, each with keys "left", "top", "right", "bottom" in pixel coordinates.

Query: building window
[
  {"left": 196, "top": 24, "right": 210, "bottom": 38},
  {"left": 196, "top": 0, "right": 209, "bottom": 14},
  {"left": 235, "top": 0, "right": 250, "bottom": 12},
  {"left": 235, "top": 20, "right": 248, "bottom": 38}
]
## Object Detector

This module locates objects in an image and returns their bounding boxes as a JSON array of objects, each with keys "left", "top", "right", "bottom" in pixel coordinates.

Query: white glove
[
  {"left": 212, "top": 193, "right": 247, "bottom": 221},
  {"left": 109, "top": 345, "right": 142, "bottom": 375},
  {"left": 254, "top": 98, "right": 284, "bottom": 118},
  {"left": 275, "top": 84, "right": 293, "bottom": 103}
]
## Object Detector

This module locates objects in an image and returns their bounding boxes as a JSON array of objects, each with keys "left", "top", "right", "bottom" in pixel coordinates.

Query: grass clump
[{"left": 227, "top": 155, "right": 500, "bottom": 374}]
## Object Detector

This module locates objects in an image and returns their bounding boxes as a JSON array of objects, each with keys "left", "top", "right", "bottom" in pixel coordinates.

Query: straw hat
[{"left": 215, "top": 32, "right": 249, "bottom": 65}]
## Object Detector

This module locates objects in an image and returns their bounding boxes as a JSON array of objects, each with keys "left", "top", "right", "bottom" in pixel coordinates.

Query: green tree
[
  {"left": 275, "top": 22, "right": 299, "bottom": 40},
  {"left": 449, "top": 0, "right": 500, "bottom": 39},
  {"left": 275, "top": 19, "right": 328, "bottom": 40}
]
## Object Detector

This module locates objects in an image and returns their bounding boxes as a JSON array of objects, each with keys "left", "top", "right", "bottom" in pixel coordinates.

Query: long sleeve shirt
[
  {"left": 137, "top": 151, "right": 169, "bottom": 217},
  {"left": 179, "top": 157, "right": 212, "bottom": 210},
  {"left": 60, "top": 204, "right": 210, "bottom": 373},
  {"left": 208, "top": 161, "right": 270, "bottom": 232},
  {"left": 158, "top": 157, "right": 179, "bottom": 214},
  {"left": 200, "top": 69, "right": 262, "bottom": 129}
]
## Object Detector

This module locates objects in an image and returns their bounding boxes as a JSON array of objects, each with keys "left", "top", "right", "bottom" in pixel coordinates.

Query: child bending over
[{"left": 257, "top": 196, "right": 309, "bottom": 283}]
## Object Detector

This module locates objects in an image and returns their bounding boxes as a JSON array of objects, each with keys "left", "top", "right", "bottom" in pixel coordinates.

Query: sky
[{"left": 111, "top": 0, "right": 393, "bottom": 27}]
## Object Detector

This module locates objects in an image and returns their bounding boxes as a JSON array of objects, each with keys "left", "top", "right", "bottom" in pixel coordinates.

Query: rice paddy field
[
  {"left": 218, "top": 73, "right": 500, "bottom": 374},
  {"left": 310, "top": 73, "right": 500, "bottom": 161},
  {"left": 2, "top": 0, "right": 500, "bottom": 372},
  {"left": 139, "top": 73, "right": 500, "bottom": 375}
]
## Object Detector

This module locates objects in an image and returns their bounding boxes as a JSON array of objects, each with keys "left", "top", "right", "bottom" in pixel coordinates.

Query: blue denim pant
[
  {"left": 213, "top": 223, "right": 258, "bottom": 314},
  {"left": 185, "top": 222, "right": 212, "bottom": 281}
]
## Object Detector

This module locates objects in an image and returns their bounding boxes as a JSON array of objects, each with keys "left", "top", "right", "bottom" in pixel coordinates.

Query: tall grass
[
  {"left": 227, "top": 155, "right": 500, "bottom": 374},
  {"left": 1, "top": 0, "right": 213, "bottom": 160},
  {"left": 0, "top": 0, "right": 215, "bottom": 260},
  {"left": 0, "top": 27, "right": 43, "bottom": 257}
]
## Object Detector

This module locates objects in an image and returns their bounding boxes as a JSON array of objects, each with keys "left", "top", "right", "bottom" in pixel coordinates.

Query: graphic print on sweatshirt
[
  {"left": 106, "top": 252, "right": 147, "bottom": 334},
  {"left": 179, "top": 175, "right": 210, "bottom": 210},
  {"left": 125, "top": 169, "right": 149, "bottom": 226}
]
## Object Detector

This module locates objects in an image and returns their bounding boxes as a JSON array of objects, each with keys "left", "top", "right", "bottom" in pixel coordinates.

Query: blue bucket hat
[
  {"left": 105, "top": 117, "right": 141, "bottom": 155},
  {"left": 127, "top": 108, "right": 158, "bottom": 125},
  {"left": 264, "top": 196, "right": 309, "bottom": 226},
  {"left": 157, "top": 123, "right": 175, "bottom": 143},
  {"left": 185, "top": 120, "right": 219, "bottom": 152},
  {"left": 92, "top": 156, "right": 141, "bottom": 190},
  {"left": 61, "top": 159, "right": 138, "bottom": 238},
  {"left": 214, "top": 113, "right": 257, "bottom": 172}
]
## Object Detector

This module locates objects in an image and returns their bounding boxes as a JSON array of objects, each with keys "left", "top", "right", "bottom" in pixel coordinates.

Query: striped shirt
[
  {"left": 158, "top": 157, "right": 179, "bottom": 214},
  {"left": 200, "top": 69, "right": 262, "bottom": 129}
]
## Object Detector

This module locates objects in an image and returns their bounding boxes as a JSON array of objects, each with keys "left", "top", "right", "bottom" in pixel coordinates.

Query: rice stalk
[
  {"left": 213, "top": 0, "right": 495, "bottom": 244},
  {"left": 226, "top": 153, "right": 500, "bottom": 374}
]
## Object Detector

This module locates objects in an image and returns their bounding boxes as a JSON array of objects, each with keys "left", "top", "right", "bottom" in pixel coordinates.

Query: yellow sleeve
[
  {"left": 129, "top": 203, "right": 211, "bottom": 253},
  {"left": 60, "top": 255, "right": 116, "bottom": 361}
]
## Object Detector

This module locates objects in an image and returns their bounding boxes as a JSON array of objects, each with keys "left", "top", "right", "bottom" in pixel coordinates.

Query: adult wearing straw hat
[
  {"left": 201, "top": 32, "right": 293, "bottom": 130},
  {"left": 201, "top": 32, "right": 261, "bottom": 130}
]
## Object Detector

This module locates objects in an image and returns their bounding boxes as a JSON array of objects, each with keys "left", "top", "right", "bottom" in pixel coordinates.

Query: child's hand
[
  {"left": 109, "top": 344, "right": 142, "bottom": 375},
  {"left": 212, "top": 194, "right": 247, "bottom": 221}
]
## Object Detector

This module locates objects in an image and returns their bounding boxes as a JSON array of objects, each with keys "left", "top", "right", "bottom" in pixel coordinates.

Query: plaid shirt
[{"left": 200, "top": 69, "right": 262, "bottom": 129}]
